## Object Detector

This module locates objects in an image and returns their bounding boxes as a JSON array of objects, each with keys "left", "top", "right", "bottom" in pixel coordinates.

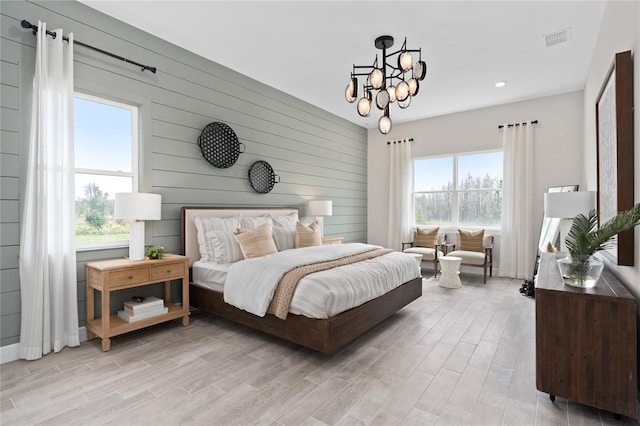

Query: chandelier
[{"left": 345, "top": 35, "right": 426, "bottom": 134}]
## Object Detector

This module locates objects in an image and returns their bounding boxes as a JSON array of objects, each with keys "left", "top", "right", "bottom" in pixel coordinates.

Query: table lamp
[
  {"left": 115, "top": 192, "right": 162, "bottom": 260},
  {"left": 544, "top": 191, "right": 596, "bottom": 252},
  {"left": 308, "top": 200, "right": 332, "bottom": 237}
]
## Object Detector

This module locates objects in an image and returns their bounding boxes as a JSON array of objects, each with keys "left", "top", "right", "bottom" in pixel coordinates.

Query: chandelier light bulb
[
  {"left": 357, "top": 95, "right": 372, "bottom": 117},
  {"left": 345, "top": 77, "right": 358, "bottom": 103},
  {"left": 399, "top": 51, "right": 413, "bottom": 72},
  {"left": 387, "top": 85, "right": 397, "bottom": 103},
  {"left": 396, "top": 81, "right": 410, "bottom": 101},
  {"left": 414, "top": 60, "right": 427, "bottom": 80},
  {"left": 378, "top": 115, "right": 392, "bottom": 134},
  {"left": 370, "top": 68, "right": 384, "bottom": 89},
  {"left": 376, "top": 90, "right": 390, "bottom": 110},
  {"left": 408, "top": 78, "right": 419, "bottom": 96}
]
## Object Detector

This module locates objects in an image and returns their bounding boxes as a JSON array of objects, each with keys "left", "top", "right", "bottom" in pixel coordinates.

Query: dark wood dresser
[{"left": 535, "top": 253, "right": 637, "bottom": 418}]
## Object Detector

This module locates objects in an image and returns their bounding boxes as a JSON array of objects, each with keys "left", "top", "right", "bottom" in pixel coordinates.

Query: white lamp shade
[
  {"left": 308, "top": 200, "right": 333, "bottom": 216},
  {"left": 115, "top": 192, "right": 162, "bottom": 221},
  {"left": 544, "top": 191, "right": 596, "bottom": 218}
]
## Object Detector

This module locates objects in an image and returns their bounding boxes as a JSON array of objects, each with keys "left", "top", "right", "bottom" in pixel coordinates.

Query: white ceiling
[{"left": 78, "top": 1, "right": 607, "bottom": 129}]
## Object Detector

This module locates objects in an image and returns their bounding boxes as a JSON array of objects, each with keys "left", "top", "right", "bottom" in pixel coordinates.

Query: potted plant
[
  {"left": 560, "top": 203, "right": 640, "bottom": 287},
  {"left": 146, "top": 245, "right": 165, "bottom": 260}
]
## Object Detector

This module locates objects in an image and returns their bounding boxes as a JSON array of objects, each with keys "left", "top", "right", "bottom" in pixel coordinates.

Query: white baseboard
[
  {"left": 0, "top": 343, "right": 19, "bottom": 365},
  {"left": 0, "top": 327, "right": 88, "bottom": 365}
]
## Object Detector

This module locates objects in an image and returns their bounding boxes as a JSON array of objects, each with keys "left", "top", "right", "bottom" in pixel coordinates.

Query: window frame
[
  {"left": 74, "top": 92, "right": 139, "bottom": 251},
  {"left": 413, "top": 149, "right": 503, "bottom": 232}
]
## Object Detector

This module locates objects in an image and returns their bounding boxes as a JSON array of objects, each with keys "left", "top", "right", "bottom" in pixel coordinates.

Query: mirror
[{"left": 537, "top": 185, "right": 579, "bottom": 253}]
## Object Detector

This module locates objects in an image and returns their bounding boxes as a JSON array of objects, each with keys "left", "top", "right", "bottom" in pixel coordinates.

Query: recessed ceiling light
[{"left": 495, "top": 81, "right": 507, "bottom": 88}]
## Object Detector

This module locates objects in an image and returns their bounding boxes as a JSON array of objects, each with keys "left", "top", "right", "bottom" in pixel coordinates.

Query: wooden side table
[
  {"left": 322, "top": 236, "right": 344, "bottom": 245},
  {"left": 86, "top": 253, "right": 190, "bottom": 351}
]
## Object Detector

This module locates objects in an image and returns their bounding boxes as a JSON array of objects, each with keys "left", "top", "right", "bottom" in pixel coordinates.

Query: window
[
  {"left": 414, "top": 151, "right": 503, "bottom": 228},
  {"left": 74, "top": 93, "right": 138, "bottom": 249}
]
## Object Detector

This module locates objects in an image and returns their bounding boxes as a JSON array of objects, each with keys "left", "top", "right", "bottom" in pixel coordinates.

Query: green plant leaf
[{"left": 565, "top": 203, "right": 640, "bottom": 258}]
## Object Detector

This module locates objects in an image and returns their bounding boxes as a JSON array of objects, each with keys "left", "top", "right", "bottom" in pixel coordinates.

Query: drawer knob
[
  {"left": 166, "top": 269, "right": 171, "bottom": 273},
  {"left": 128, "top": 275, "right": 133, "bottom": 279}
]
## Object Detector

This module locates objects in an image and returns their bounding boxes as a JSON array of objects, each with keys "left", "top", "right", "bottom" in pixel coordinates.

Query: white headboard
[{"left": 180, "top": 206, "right": 298, "bottom": 267}]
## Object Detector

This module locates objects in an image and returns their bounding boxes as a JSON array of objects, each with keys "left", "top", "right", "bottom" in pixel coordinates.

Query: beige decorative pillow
[
  {"left": 415, "top": 227, "right": 439, "bottom": 247},
  {"left": 458, "top": 229, "right": 485, "bottom": 252},
  {"left": 295, "top": 221, "right": 322, "bottom": 248},
  {"left": 234, "top": 223, "right": 278, "bottom": 259}
]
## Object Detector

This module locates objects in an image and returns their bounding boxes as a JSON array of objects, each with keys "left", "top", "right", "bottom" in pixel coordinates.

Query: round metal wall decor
[
  {"left": 197, "top": 122, "right": 244, "bottom": 168},
  {"left": 249, "top": 160, "right": 280, "bottom": 194}
]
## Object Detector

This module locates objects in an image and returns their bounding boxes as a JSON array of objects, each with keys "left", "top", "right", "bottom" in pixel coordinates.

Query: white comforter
[{"left": 223, "top": 243, "right": 419, "bottom": 318}]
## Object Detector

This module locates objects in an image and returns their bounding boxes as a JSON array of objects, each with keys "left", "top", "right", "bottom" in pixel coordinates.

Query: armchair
[
  {"left": 447, "top": 229, "right": 493, "bottom": 284},
  {"left": 402, "top": 227, "right": 445, "bottom": 277}
]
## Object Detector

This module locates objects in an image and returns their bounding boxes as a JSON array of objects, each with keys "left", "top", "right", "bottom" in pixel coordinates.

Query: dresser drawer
[
  {"left": 109, "top": 267, "right": 150, "bottom": 288},
  {"left": 150, "top": 262, "right": 185, "bottom": 281}
]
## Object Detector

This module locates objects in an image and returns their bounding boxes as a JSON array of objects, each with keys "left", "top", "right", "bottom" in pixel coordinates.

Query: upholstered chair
[
  {"left": 402, "top": 227, "right": 445, "bottom": 277},
  {"left": 447, "top": 229, "right": 494, "bottom": 284}
]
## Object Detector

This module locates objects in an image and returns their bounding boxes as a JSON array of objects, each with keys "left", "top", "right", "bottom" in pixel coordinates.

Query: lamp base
[
  {"left": 315, "top": 216, "right": 324, "bottom": 237},
  {"left": 128, "top": 221, "right": 146, "bottom": 260}
]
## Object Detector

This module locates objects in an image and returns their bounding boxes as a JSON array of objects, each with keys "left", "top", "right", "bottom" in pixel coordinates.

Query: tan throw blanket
[{"left": 267, "top": 248, "right": 392, "bottom": 319}]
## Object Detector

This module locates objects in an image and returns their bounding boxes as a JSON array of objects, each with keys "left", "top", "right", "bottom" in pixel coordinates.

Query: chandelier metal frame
[{"left": 345, "top": 35, "right": 426, "bottom": 134}]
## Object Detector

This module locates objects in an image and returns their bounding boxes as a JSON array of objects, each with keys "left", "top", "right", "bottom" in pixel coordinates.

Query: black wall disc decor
[
  {"left": 249, "top": 160, "right": 280, "bottom": 194},
  {"left": 197, "top": 122, "right": 245, "bottom": 168}
]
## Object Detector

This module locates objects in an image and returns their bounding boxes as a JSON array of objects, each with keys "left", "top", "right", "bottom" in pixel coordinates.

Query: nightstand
[
  {"left": 85, "top": 253, "right": 190, "bottom": 351},
  {"left": 322, "top": 236, "right": 344, "bottom": 245}
]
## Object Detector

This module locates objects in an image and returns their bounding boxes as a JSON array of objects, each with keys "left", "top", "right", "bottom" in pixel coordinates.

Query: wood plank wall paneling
[{"left": 0, "top": 0, "right": 367, "bottom": 348}]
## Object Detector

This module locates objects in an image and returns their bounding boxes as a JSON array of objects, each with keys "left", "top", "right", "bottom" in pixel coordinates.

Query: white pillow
[
  {"left": 194, "top": 216, "right": 241, "bottom": 262},
  {"left": 270, "top": 213, "right": 298, "bottom": 230},
  {"left": 205, "top": 230, "right": 244, "bottom": 263},
  {"left": 240, "top": 216, "right": 272, "bottom": 230},
  {"left": 270, "top": 213, "right": 298, "bottom": 251},
  {"left": 272, "top": 226, "right": 295, "bottom": 251}
]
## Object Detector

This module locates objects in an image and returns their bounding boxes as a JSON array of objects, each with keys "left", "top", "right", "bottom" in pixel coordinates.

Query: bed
[{"left": 180, "top": 206, "right": 422, "bottom": 354}]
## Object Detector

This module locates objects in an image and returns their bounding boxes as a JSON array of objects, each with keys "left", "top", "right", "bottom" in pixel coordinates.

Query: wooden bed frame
[{"left": 180, "top": 206, "right": 422, "bottom": 354}]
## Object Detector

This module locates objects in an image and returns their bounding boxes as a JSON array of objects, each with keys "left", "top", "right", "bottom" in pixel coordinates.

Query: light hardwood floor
[{"left": 1, "top": 274, "right": 638, "bottom": 425}]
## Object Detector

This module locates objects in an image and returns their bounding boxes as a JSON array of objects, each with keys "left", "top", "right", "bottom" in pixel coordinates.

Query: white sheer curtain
[
  {"left": 499, "top": 121, "right": 535, "bottom": 279},
  {"left": 19, "top": 22, "right": 79, "bottom": 360},
  {"left": 387, "top": 139, "right": 413, "bottom": 251}
]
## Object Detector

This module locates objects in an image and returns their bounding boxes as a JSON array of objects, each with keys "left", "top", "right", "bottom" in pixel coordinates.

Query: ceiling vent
[{"left": 544, "top": 28, "right": 571, "bottom": 47}]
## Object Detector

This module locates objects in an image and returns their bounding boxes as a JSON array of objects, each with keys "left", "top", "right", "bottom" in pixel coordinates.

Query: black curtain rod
[
  {"left": 21, "top": 19, "right": 157, "bottom": 74},
  {"left": 387, "top": 138, "right": 414, "bottom": 145},
  {"left": 498, "top": 120, "right": 538, "bottom": 129}
]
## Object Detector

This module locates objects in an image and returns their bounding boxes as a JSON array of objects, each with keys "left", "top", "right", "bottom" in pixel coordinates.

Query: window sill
[
  {"left": 76, "top": 242, "right": 129, "bottom": 252},
  {"left": 414, "top": 226, "right": 502, "bottom": 236}
]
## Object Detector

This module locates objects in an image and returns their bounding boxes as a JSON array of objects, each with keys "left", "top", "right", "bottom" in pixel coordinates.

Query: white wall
[
  {"left": 368, "top": 91, "right": 584, "bottom": 275},
  {"left": 582, "top": 0, "right": 640, "bottom": 294}
]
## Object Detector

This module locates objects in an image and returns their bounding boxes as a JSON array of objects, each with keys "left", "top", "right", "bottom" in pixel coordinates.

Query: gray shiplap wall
[{"left": 0, "top": 0, "right": 367, "bottom": 348}]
